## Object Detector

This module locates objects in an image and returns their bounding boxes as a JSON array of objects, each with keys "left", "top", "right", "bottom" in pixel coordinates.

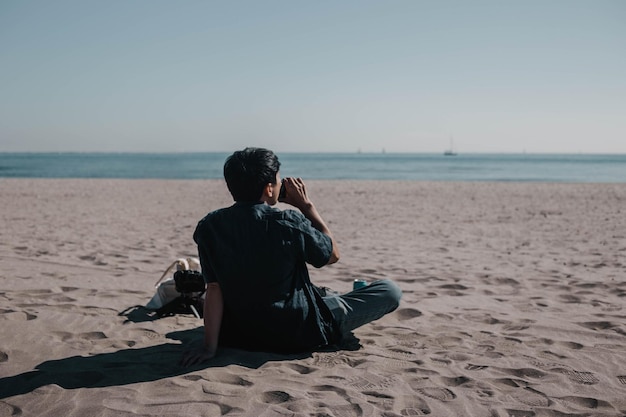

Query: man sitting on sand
[{"left": 181, "top": 147, "right": 401, "bottom": 366}]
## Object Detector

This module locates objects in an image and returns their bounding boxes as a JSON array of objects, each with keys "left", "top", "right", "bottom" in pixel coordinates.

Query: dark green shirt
[{"left": 194, "top": 202, "right": 338, "bottom": 352}]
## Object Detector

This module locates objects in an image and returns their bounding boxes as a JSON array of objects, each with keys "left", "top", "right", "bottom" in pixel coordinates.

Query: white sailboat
[{"left": 444, "top": 137, "right": 457, "bottom": 156}]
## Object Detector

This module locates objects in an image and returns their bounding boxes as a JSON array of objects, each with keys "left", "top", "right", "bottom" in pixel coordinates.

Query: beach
[{"left": 1, "top": 178, "right": 625, "bottom": 416}]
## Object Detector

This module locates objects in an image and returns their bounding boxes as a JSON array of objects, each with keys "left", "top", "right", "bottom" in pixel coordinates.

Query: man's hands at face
[{"left": 280, "top": 177, "right": 312, "bottom": 210}]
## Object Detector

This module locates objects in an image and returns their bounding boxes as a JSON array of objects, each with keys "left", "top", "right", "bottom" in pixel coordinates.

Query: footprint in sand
[
  {"left": 51, "top": 294, "right": 77, "bottom": 303},
  {"left": 0, "top": 308, "right": 37, "bottom": 321},
  {"left": 534, "top": 349, "right": 569, "bottom": 361},
  {"left": 502, "top": 323, "right": 531, "bottom": 331},
  {"left": 492, "top": 378, "right": 529, "bottom": 389},
  {"left": 0, "top": 402, "right": 21, "bottom": 416},
  {"left": 438, "top": 284, "right": 469, "bottom": 290},
  {"left": 346, "top": 374, "right": 397, "bottom": 391},
  {"left": 509, "top": 387, "right": 550, "bottom": 407},
  {"left": 433, "top": 335, "right": 463, "bottom": 348},
  {"left": 312, "top": 351, "right": 351, "bottom": 368},
  {"left": 396, "top": 308, "right": 423, "bottom": 320},
  {"left": 557, "top": 341, "right": 583, "bottom": 350},
  {"left": 368, "top": 347, "right": 424, "bottom": 369},
  {"left": 524, "top": 358, "right": 566, "bottom": 371},
  {"left": 554, "top": 369, "right": 600, "bottom": 385},
  {"left": 430, "top": 356, "right": 452, "bottom": 365},
  {"left": 212, "top": 373, "right": 253, "bottom": 387},
  {"left": 358, "top": 268, "right": 383, "bottom": 276},
  {"left": 578, "top": 321, "right": 621, "bottom": 332},
  {"left": 556, "top": 396, "right": 612, "bottom": 410},
  {"left": 594, "top": 343, "right": 624, "bottom": 351},
  {"left": 175, "top": 374, "right": 203, "bottom": 384},
  {"left": 502, "top": 368, "right": 548, "bottom": 380},
  {"left": 363, "top": 391, "right": 394, "bottom": 410},
  {"left": 503, "top": 409, "right": 536, "bottom": 417},
  {"left": 79, "top": 254, "right": 108, "bottom": 266},
  {"left": 371, "top": 357, "right": 421, "bottom": 371},
  {"left": 465, "top": 313, "right": 503, "bottom": 325},
  {"left": 465, "top": 364, "right": 489, "bottom": 371},
  {"left": 20, "top": 289, "right": 54, "bottom": 296},
  {"left": 81, "top": 331, "right": 108, "bottom": 340},
  {"left": 398, "top": 395, "right": 431, "bottom": 415},
  {"left": 309, "top": 384, "right": 359, "bottom": 413},
  {"left": 393, "top": 333, "right": 424, "bottom": 349},
  {"left": 50, "top": 331, "right": 108, "bottom": 348},
  {"left": 284, "top": 363, "right": 315, "bottom": 375},
  {"left": 416, "top": 387, "right": 456, "bottom": 402},
  {"left": 259, "top": 390, "right": 292, "bottom": 404},
  {"left": 130, "top": 328, "right": 161, "bottom": 341},
  {"left": 439, "top": 376, "right": 472, "bottom": 387},
  {"left": 433, "top": 312, "right": 455, "bottom": 321},
  {"left": 437, "top": 284, "right": 470, "bottom": 296}
]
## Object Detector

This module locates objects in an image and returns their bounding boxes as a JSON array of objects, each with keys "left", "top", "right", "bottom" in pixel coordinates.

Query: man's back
[{"left": 194, "top": 202, "right": 338, "bottom": 352}]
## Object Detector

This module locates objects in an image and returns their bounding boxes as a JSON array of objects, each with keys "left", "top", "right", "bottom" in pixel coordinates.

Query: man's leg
[{"left": 323, "top": 279, "right": 402, "bottom": 335}]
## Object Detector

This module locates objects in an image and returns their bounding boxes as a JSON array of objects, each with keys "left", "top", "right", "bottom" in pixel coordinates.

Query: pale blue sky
[{"left": 1, "top": 1, "right": 624, "bottom": 153}]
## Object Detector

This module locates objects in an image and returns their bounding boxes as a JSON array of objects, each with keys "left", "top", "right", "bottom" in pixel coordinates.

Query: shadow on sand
[
  {"left": 0, "top": 329, "right": 302, "bottom": 399},
  {"left": 1, "top": 325, "right": 360, "bottom": 399}
]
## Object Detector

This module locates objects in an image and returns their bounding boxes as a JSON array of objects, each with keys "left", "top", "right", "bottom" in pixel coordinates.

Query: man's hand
[
  {"left": 179, "top": 346, "right": 216, "bottom": 367},
  {"left": 280, "top": 177, "right": 311, "bottom": 210}
]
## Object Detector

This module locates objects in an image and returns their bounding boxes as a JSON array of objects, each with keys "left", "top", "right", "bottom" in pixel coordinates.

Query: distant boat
[{"left": 444, "top": 137, "right": 457, "bottom": 156}]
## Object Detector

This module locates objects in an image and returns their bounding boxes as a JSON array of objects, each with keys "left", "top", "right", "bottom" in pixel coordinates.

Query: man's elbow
[{"left": 327, "top": 249, "right": 340, "bottom": 265}]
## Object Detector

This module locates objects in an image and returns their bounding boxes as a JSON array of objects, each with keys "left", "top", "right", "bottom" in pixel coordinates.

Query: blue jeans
[{"left": 323, "top": 279, "right": 402, "bottom": 336}]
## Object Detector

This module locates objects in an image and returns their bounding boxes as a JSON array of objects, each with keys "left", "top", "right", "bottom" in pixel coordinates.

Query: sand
[{"left": 0, "top": 178, "right": 625, "bottom": 416}]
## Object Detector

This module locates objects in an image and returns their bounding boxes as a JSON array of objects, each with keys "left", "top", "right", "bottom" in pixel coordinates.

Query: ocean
[{"left": 0, "top": 152, "right": 624, "bottom": 183}]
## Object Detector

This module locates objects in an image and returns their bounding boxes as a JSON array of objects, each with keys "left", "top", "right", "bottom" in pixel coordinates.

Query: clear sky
[{"left": 1, "top": 1, "right": 624, "bottom": 153}]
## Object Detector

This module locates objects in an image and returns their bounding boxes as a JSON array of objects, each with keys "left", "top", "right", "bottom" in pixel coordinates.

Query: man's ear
[{"left": 261, "top": 183, "right": 273, "bottom": 201}]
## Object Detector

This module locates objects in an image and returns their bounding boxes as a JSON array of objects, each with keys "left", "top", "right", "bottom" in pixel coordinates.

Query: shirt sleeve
[{"left": 282, "top": 210, "right": 333, "bottom": 268}]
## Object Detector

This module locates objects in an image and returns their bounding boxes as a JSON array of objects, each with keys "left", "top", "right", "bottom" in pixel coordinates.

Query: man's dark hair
[{"left": 223, "top": 147, "right": 281, "bottom": 202}]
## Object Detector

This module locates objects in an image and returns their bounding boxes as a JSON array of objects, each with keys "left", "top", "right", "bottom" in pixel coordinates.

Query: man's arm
[
  {"left": 202, "top": 282, "right": 223, "bottom": 353},
  {"left": 180, "top": 282, "right": 223, "bottom": 366},
  {"left": 282, "top": 177, "right": 339, "bottom": 265}
]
